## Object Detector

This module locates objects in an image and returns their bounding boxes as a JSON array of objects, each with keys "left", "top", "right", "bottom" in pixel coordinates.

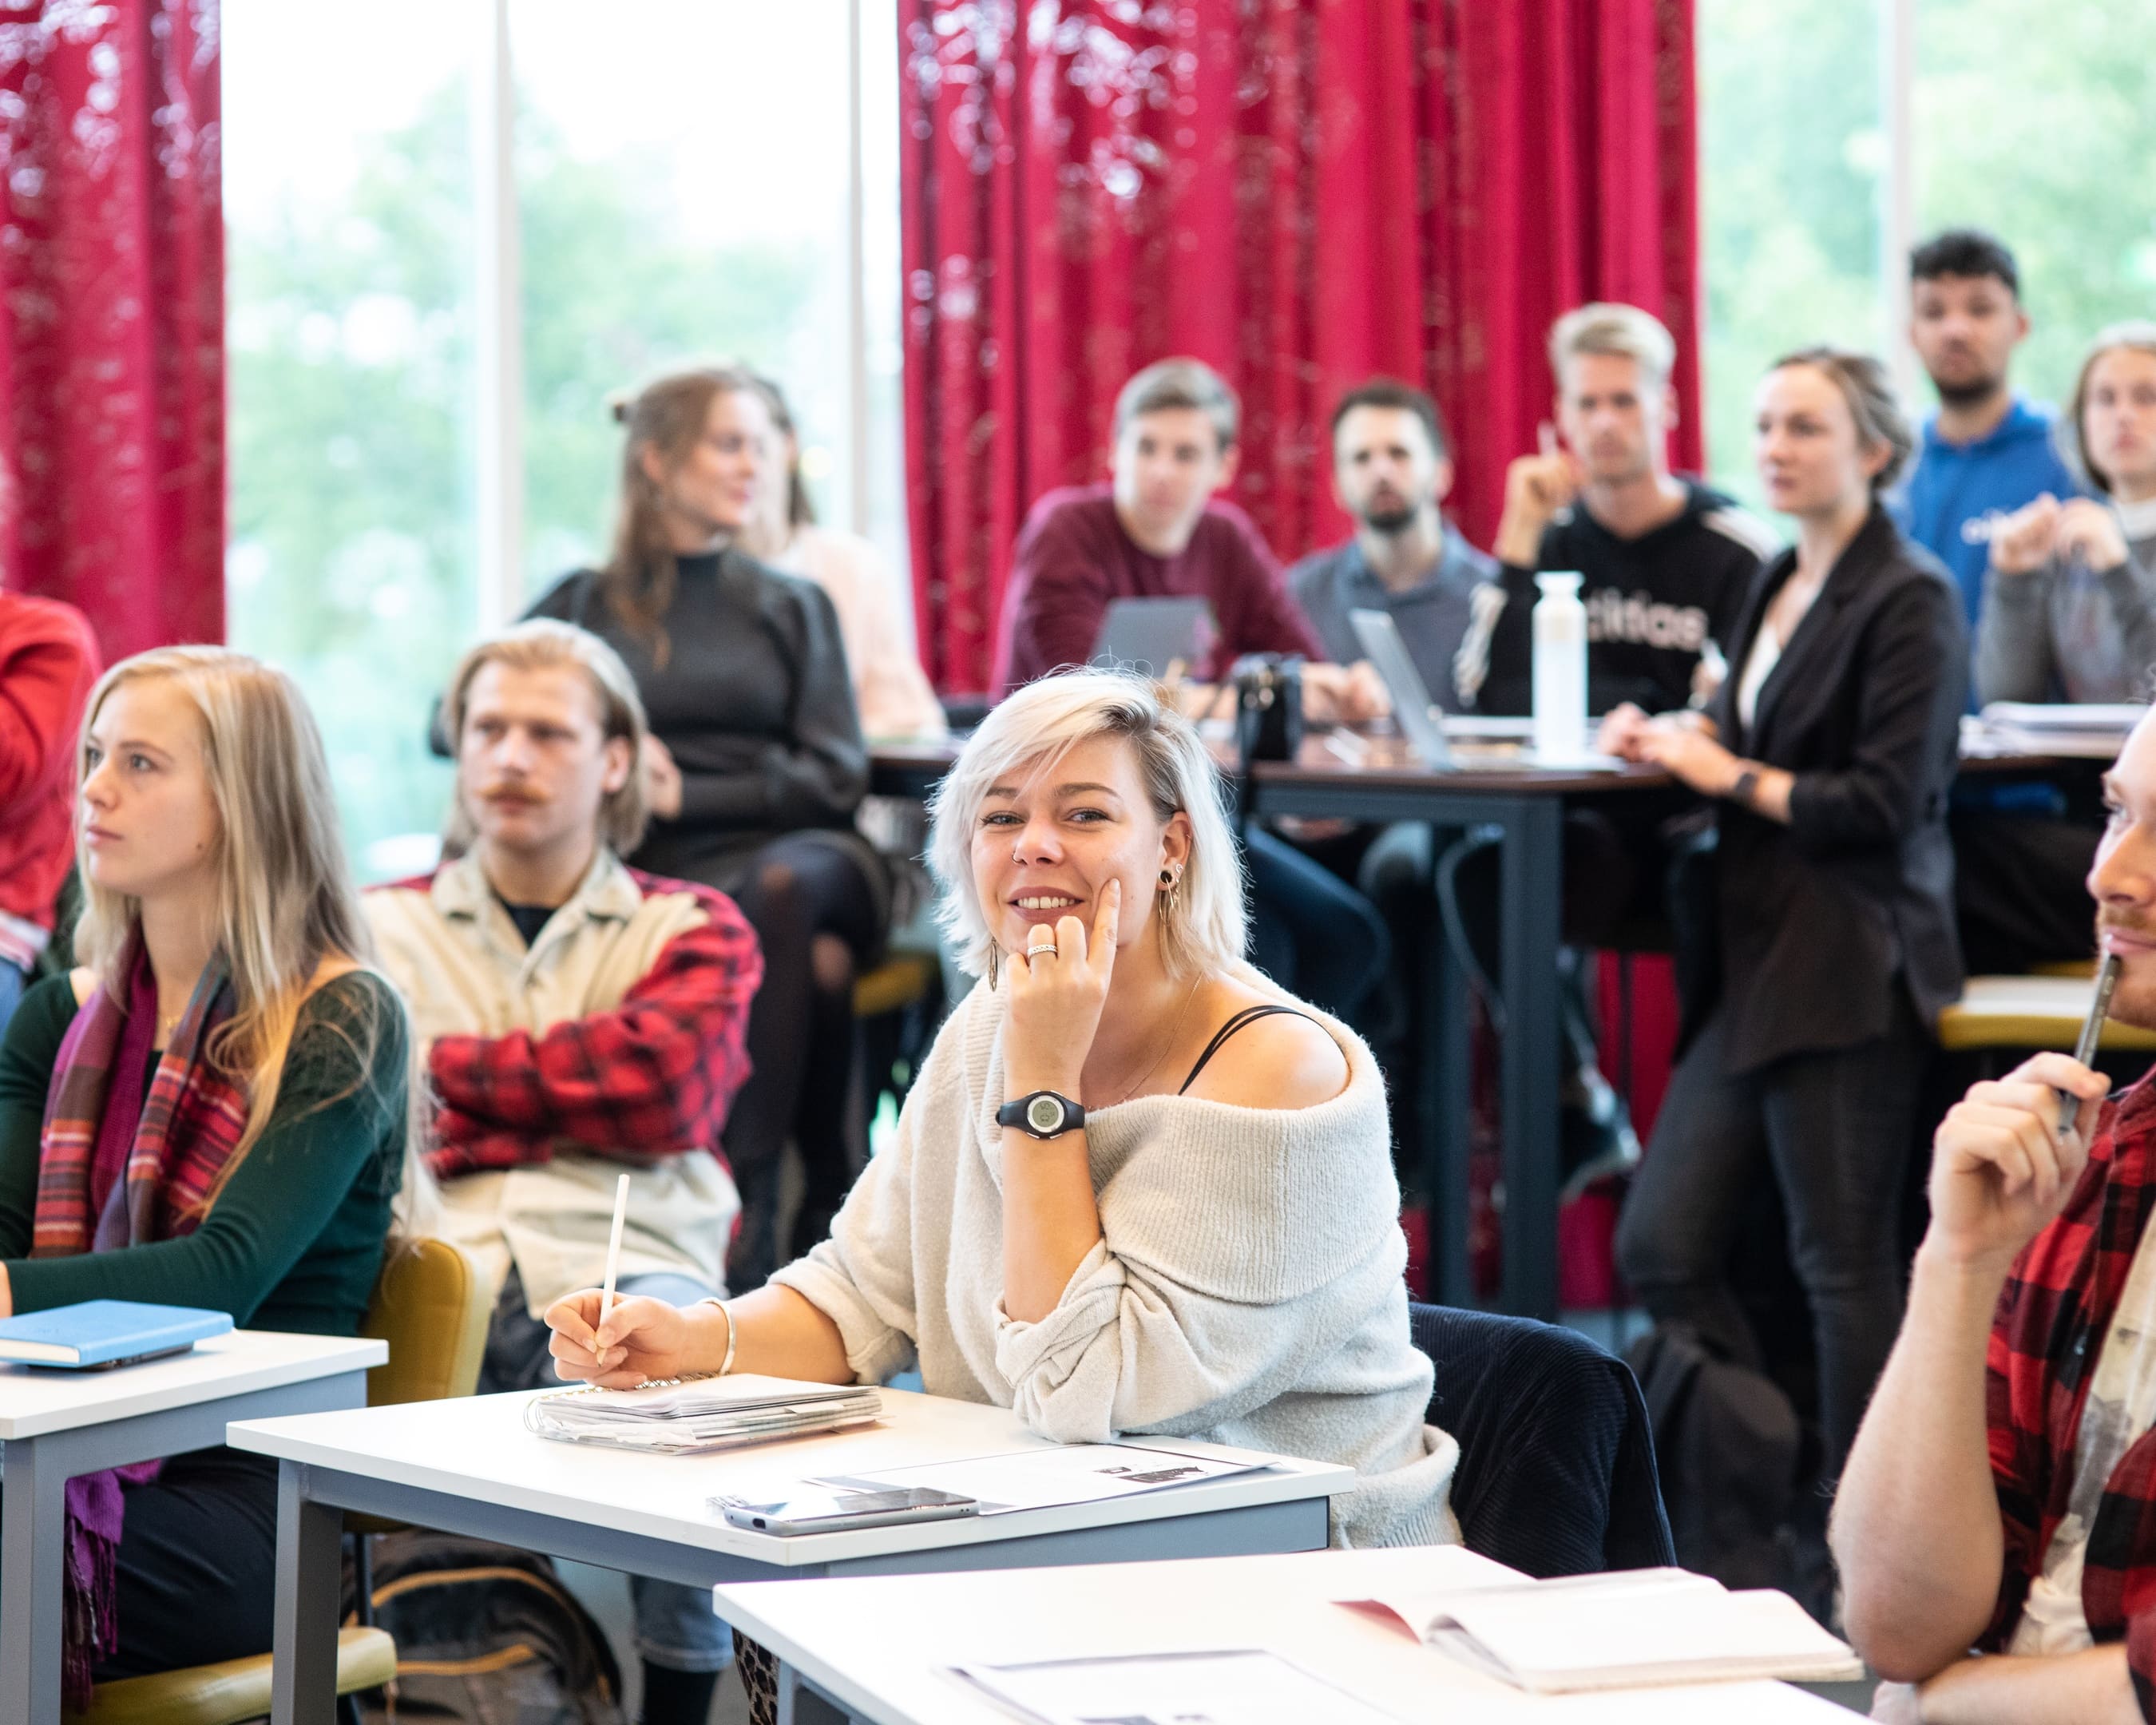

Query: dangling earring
[
  {"left": 986, "top": 944, "right": 999, "bottom": 989},
  {"left": 1158, "top": 865, "right": 1183, "bottom": 920}
]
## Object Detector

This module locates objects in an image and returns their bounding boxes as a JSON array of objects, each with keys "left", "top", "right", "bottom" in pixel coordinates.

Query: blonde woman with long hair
[{"left": 0, "top": 647, "right": 410, "bottom": 1705}]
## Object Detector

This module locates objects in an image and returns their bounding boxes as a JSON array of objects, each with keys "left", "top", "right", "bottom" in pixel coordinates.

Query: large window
[
  {"left": 224, "top": 3, "right": 906, "bottom": 874},
  {"left": 1699, "top": 0, "right": 2156, "bottom": 512}
]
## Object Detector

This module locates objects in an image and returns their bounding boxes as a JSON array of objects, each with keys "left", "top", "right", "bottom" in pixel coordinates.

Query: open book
[
  {"left": 1342, "top": 1568, "right": 1862, "bottom": 1692},
  {"left": 524, "top": 1374, "right": 882, "bottom": 1454}
]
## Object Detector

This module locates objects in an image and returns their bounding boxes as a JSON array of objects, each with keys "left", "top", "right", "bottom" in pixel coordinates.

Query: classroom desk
[
  {"left": 0, "top": 1330, "right": 384, "bottom": 1725},
  {"left": 231, "top": 1384, "right": 1352, "bottom": 1725},
  {"left": 712, "top": 1542, "right": 1859, "bottom": 1725}
]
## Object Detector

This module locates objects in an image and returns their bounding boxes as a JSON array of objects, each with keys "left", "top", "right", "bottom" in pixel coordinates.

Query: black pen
[{"left": 2059, "top": 951, "right": 2123, "bottom": 1139}]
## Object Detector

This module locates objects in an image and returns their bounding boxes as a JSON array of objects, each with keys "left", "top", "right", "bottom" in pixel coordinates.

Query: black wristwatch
[
  {"left": 997, "top": 1090, "right": 1087, "bottom": 1140},
  {"left": 1727, "top": 767, "right": 1759, "bottom": 807}
]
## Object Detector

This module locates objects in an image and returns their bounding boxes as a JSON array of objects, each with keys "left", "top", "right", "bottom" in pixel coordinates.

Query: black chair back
[{"left": 1409, "top": 1302, "right": 1674, "bottom": 1576}]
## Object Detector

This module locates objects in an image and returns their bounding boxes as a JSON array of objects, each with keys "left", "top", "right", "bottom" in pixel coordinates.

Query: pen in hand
[
  {"left": 2059, "top": 952, "right": 2123, "bottom": 1139},
  {"left": 597, "top": 1171, "right": 631, "bottom": 1339}
]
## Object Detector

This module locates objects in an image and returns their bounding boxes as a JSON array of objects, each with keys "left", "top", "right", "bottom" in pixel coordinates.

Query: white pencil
[{"left": 597, "top": 1172, "right": 631, "bottom": 1338}]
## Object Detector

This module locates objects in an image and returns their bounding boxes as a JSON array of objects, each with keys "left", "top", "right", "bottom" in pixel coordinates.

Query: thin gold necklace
[{"left": 1100, "top": 976, "right": 1203, "bottom": 1108}]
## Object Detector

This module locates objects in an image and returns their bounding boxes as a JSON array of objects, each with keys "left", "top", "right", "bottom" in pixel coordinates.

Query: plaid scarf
[{"left": 30, "top": 934, "right": 248, "bottom": 1707}]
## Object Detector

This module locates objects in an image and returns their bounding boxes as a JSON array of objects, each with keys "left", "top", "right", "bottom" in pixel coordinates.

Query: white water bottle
[{"left": 1532, "top": 572, "right": 1589, "bottom": 765}]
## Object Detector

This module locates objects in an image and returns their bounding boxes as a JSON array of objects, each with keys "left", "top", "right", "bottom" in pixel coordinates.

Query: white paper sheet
[{"left": 948, "top": 1648, "right": 1409, "bottom": 1725}]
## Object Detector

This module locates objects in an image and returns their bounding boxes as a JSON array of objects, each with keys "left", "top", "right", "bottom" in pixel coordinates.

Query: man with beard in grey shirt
[{"left": 1290, "top": 379, "right": 1499, "bottom": 712}]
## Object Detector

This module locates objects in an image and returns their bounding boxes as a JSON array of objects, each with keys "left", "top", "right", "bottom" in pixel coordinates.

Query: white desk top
[
  {"left": 228, "top": 1385, "right": 1351, "bottom": 1568},
  {"left": 0, "top": 1330, "right": 384, "bottom": 1441},
  {"left": 713, "top": 1545, "right": 1858, "bottom": 1724}
]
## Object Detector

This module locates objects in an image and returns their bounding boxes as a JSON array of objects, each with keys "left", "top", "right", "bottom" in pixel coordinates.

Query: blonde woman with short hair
[
  {"left": 546, "top": 668, "right": 1459, "bottom": 1540},
  {"left": 0, "top": 646, "right": 410, "bottom": 1703}
]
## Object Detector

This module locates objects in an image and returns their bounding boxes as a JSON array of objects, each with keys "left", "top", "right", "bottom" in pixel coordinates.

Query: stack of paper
[
  {"left": 524, "top": 1373, "right": 882, "bottom": 1454},
  {"left": 1342, "top": 1568, "right": 1862, "bottom": 1692},
  {"left": 1972, "top": 701, "right": 2146, "bottom": 759}
]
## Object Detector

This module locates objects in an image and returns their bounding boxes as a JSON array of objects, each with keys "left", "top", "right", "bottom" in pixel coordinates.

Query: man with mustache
[
  {"left": 1289, "top": 378, "right": 1497, "bottom": 712},
  {"left": 1898, "top": 229, "right": 2079, "bottom": 628},
  {"left": 1836, "top": 707, "right": 2156, "bottom": 1724},
  {"left": 366, "top": 619, "right": 763, "bottom": 1725},
  {"left": 1470, "top": 302, "right": 1774, "bottom": 720}
]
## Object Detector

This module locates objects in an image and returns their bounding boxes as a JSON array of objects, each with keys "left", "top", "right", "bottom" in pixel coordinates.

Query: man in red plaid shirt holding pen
[
  {"left": 366, "top": 619, "right": 763, "bottom": 1725},
  {"left": 1835, "top": 706, "right": 2156, "bottom": 1725}
]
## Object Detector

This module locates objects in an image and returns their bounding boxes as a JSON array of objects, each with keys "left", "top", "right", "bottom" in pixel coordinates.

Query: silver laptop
[
  {"left": 1091, "top": 597, "right": 1216, "bottom": 680},
  {"left": 1348, "top": 609, "right": 1453, "bottom": 767}
]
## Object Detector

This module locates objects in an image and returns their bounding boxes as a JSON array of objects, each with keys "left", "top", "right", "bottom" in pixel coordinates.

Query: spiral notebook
[{"left": 524, "top": 1373, "right": 882, "bottom": 1454}]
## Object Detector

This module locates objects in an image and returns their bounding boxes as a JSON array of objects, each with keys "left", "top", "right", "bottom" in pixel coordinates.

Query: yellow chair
[
  {"left": 73, "top": 1630, "right": 397, "bottom": 1725},
  {"left": 67, "top": 1239, "right": 491, "bottom": 1725},
  {"left": 852, "top": 950, "right": 937, "bottom": 1019},
  {"left": 1936, "top": 974, "right": 2156, "bottom": 1057}
]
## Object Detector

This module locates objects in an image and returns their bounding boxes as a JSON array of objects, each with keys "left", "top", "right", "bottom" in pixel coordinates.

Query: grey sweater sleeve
[
  {"left": 1973, "top": 560, "right": 2058, "bottom": 706},
  {"left": 2102, "top": 552, "right": 2156, "bottom": 704}
]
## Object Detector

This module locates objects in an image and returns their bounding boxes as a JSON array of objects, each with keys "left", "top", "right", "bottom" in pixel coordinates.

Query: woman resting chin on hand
[{"left": 545, "top": 668, "right": 1460, "bottom": 1552}]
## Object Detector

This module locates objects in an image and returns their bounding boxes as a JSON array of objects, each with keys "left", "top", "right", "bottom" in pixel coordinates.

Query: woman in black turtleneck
[{"left": 526, "top": 366, "right": 885, "bottom": 1294}]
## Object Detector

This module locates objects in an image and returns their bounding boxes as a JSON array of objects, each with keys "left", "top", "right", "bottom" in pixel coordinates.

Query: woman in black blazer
[{"left": 1601, "top": 348, "right": 1967, "bottom": 1474}]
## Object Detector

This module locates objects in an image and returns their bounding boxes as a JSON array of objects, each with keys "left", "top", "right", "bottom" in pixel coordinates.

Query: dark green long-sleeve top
[{"left": 0, "top": 970, "right": 408, "bottom": 1335}]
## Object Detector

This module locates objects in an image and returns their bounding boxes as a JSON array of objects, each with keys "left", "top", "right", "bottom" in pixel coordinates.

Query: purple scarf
[{"left": 38, "top": 942, "right": 243, "bottom": 1707}]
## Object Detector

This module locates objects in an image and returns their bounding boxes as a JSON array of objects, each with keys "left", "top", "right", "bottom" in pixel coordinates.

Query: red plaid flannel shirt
[
  {"left": 1985, "top": 1070, "right": 2156, "bottom": 1715},
  {"left": 424, "top": 871, "right": 763, "bottom": 1179}
]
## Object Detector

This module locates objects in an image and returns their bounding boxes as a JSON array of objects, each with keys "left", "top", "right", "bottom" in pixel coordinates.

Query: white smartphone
[{"left": 715, "top": 1485, "right": 979, "bottom": 1536}]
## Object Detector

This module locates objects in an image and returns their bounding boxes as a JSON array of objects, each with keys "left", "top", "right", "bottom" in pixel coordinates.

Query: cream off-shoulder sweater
[{"left": 770, "top": 966, "right": 1460, "bottom": 1548}]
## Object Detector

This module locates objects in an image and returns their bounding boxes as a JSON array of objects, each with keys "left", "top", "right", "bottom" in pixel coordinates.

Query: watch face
[{"left": 1024, "top": 1094, "right": 1066, "bottom": 1135}]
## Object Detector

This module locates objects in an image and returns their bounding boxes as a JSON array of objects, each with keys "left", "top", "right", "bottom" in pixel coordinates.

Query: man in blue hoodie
[{"left": 1898, "top": 228, "right": 2079, "bottom": 626}]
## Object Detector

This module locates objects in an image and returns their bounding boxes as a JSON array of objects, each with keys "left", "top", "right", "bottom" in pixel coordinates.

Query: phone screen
[{"left": 729, "top": 1486, "right": 973, "bottom": 1528}]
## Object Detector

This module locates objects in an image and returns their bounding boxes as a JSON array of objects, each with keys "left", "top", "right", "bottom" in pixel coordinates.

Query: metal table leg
[
  {"left": 271, "top": 1461, "right": 347, "bottom": 1725},
  {"left": 1417, "top": 835, "right": 1474, "bottom": 1309},
  {"left": 1497, "top": 796, "right": 1564, "bottom": 1319},
  {"left": 0, "top": 1435, "right": 69, "bottom": 1725}
]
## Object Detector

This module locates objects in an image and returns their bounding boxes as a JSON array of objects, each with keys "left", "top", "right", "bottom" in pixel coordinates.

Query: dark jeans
[
  {"left": 1615, "top": 993, "right": 1924, "bottom": 1475},
  {"left": 1243, "top": 826, "right": 1389, "bottom": 1021},
  {"left": 722, "top": 834, "right": 885, "bottom": 1291},
  {"left": 0, "top": 1446, "right": 281, "bottom": 1679}
]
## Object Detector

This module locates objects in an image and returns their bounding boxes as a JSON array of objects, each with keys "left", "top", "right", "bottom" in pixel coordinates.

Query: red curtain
[
  {"left": 901, "top": 0, "right": 1702, "bottom": 694},
  {"left": 0, "top": 1, "right": 224, "bottom": 661}
]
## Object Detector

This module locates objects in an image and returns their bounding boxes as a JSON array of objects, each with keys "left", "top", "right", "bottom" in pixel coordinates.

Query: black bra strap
[{"left": 1178, "top": 1005, "right": 1316, "bottom": 1095}]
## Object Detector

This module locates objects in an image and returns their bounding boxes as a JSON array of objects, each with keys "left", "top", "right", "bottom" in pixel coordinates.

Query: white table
[
  {"left": 714, "top": 1545, "right": 1862, "bottom": 1725},
  {"left": 230, "top": 1386, "right": 1353, "bottom": 1725},
  {"left": 0, "top": 1329, "right": 384, "bottom": 1725}
]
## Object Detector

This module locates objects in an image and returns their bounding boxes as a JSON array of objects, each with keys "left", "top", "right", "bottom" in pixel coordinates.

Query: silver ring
[{"left": 1026, "top": 934, "right": 1057, "bottom": 958}]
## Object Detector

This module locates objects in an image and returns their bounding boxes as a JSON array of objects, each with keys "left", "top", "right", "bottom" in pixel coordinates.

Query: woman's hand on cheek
[{"left": 1004, "top": 878, "right": 1120, "bottom": 1098}]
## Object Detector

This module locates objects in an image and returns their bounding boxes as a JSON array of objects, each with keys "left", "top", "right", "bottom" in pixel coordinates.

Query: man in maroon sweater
[
  {"left": 992, "top": 358, "right": 1384, "bottom": 722},
  {"left": 993, "top": 359, "right": 1392, "bottom": 1021},
  {"left": 0, "top": 589, "right": 98, "bottom": 1029}
]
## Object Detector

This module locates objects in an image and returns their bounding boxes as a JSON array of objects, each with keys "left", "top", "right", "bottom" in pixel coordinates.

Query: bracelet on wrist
[{"left": 696, "top": 1297, "right": 738, "bottom": 1376}]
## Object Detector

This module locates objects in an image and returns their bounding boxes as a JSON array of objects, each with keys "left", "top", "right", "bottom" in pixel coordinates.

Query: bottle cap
[{"left": 1534, "top": 571, "right": 1584, "bottom": 597}]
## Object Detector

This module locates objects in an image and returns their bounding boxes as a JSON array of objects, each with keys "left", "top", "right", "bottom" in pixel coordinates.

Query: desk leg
[
  {"left": 777, "top": 1668, "right": 859, "bottom": 1724},
  {"left": 270, "top": 1460, "right": 343, "bottom": 1725},
  {"left": 0, "top": 1435, "right": 66, "bottom": 1725},
  {"left": 1498, "top": 797, "right": 1563, "bottom": 1320},
  {"left": 1417, "top": 832, "right": 1474, "bottom": 1309}
]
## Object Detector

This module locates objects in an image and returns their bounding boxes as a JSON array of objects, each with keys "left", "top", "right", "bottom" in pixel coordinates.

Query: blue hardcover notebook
[{"left": 0, "top": 1299, "right": 232, "bottom": 1369}]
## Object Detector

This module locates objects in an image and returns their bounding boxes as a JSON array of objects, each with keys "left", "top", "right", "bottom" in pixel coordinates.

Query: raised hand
[
  {"left": 1989, "top": 494, "right": 2062, "bottom": 576},
  {"left": 1925, "top": 1052, "right": 2110, "bottom": 1274},
  {"left": 2055, "top": 498, "right": 2132, "bottom": 573},
  {"left": 1493, "top": 422, "right": 1582, "bottom": 565},
  {"left": 545, "top": 1290, "right": 690, "bottom": 1388},
  {"left": 1003, "top": 878, "right": 1120, "bottom": 1100}
]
